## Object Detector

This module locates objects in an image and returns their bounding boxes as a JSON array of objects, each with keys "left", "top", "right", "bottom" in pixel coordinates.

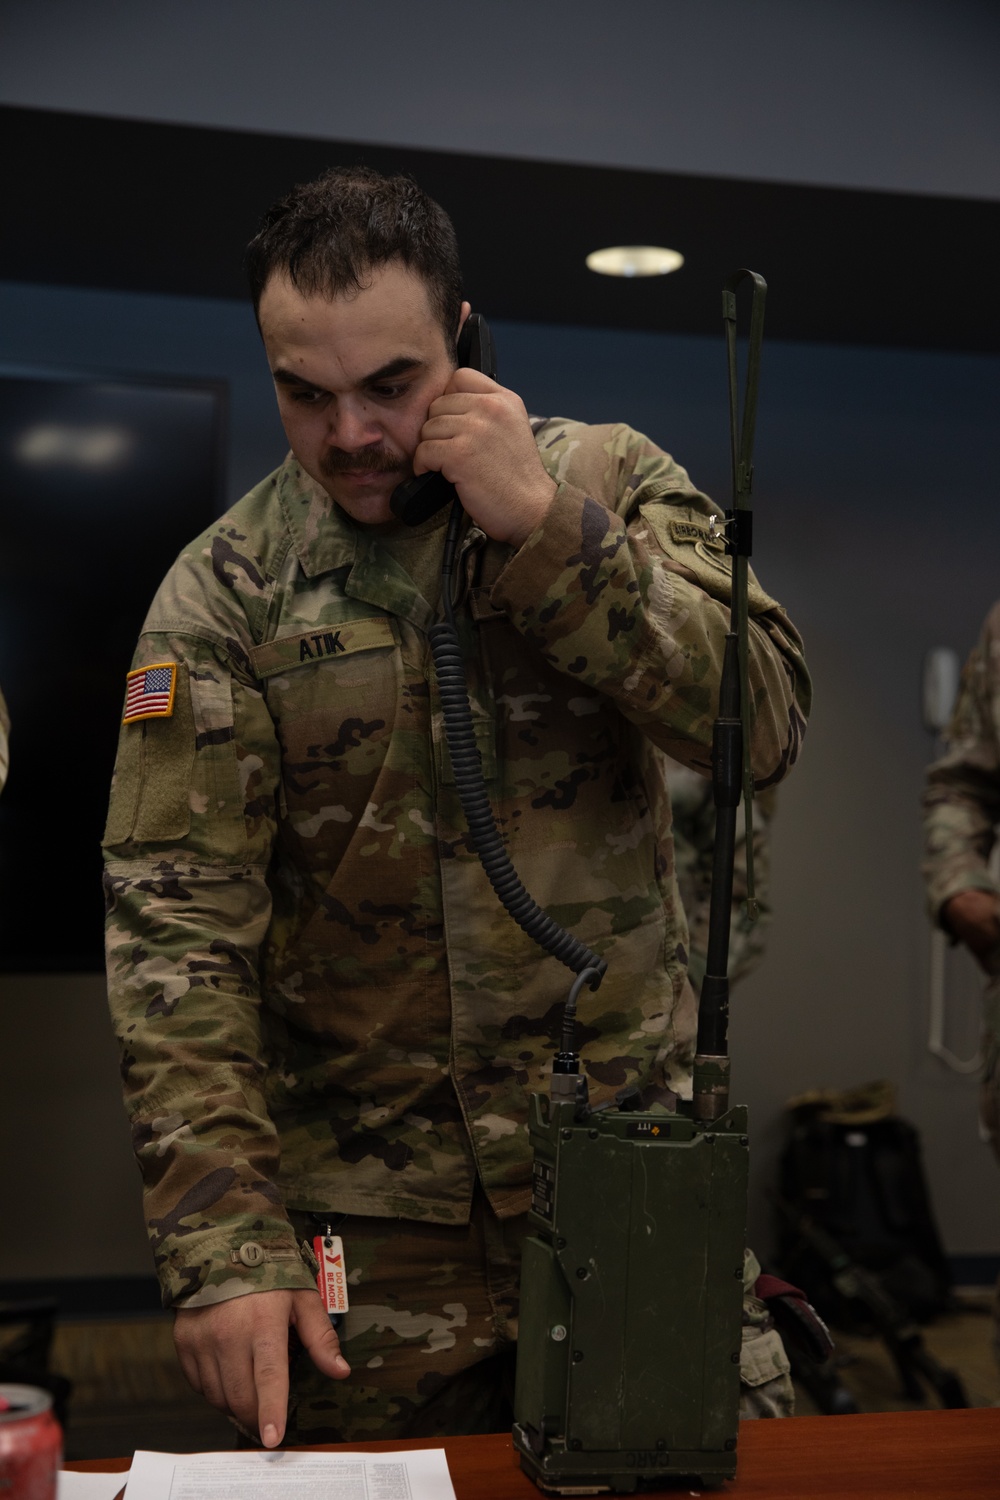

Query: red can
[{"left": 0, "top": 1386, "right": 62, "bottom": 1500}]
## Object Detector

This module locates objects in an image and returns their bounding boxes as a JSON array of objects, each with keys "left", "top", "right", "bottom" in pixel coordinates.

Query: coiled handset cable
[
  {"left": 390, "top": 315, "right": 605, "bottom": 1082},
  {"left": 428, "top": 495, "right": 607, "bottom": 999}
]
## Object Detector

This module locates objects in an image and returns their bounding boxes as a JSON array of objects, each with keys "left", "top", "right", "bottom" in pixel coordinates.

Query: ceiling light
[{"left": 586, "top": 245, "right": 685, "bottom": 278}]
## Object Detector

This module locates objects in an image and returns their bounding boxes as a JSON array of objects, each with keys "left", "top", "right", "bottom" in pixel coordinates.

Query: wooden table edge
[{"left": 61, "top": 1408, "right": 1000, "bottom": 1498}]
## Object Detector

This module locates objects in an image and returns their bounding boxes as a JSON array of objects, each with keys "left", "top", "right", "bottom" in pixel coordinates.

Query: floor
[
  {"left": 792, "top": 1288, "right": 1000, "bottom": 1416},
  {"left": 6, "top": 1292, "right": 998, "bottom": 1459},
  {"left": 48, "top": 1315, "right": 235, "bottom": 1458}
]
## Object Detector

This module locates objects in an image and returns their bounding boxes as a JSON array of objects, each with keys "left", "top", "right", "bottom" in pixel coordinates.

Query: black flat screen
[{"left": 0, "top": 372, "right": 226, "bottom": 970}]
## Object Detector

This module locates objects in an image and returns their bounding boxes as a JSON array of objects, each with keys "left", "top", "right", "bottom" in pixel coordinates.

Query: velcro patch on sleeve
[
  {"left": 122, "top": 662, "right": 178, "bottom": 724},
  {"left": 669, "top": 518, "right": 721, "bottom": 546},
  {"left": 640, "top": 502, "right": 779, "bottom": 615}
]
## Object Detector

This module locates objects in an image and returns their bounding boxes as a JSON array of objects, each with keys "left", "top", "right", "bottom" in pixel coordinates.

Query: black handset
[{"left": 389, "top": 313, "right": 497, "bottom": 526}]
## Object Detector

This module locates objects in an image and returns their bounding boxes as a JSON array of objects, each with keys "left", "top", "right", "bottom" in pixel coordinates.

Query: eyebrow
[
  {"left": 271, "top": 356, "right": 426, "bottom": 393},
  {"left": 271, "top": 368, "right": 325, "bottom": 393}
]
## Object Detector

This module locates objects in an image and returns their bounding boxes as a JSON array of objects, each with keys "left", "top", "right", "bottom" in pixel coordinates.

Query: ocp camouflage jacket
[
  {"left": 924, "top": 599, "right": 1000, "bottom": 920},
  {"left": 103, "top": 418, "right": 810, "bottom": 1307}
]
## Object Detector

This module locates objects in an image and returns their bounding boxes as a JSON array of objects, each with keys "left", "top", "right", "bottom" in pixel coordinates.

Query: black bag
[{"left": 776, "top": 1081, "right": 952, "bottom": 1323}]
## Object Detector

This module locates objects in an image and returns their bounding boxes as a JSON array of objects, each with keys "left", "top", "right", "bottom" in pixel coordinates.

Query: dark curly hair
[{"left": 245, "top": 165, "right": 464, "bottom": 345}]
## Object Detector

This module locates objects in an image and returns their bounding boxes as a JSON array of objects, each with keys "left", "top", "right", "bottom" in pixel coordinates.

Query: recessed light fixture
[{"left": 586, "top": 245, "right": 685, "bottom": 278}]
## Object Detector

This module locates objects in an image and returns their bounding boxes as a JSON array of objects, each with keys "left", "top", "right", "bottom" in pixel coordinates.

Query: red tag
[{"left": 313, "top": 1233, "right": 350, "bottom": 1314}]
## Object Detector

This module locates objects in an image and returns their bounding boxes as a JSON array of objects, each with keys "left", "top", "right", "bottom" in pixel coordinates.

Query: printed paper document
[{"left": 123, "top": 1447, "right": 456, "bottom": 1500}]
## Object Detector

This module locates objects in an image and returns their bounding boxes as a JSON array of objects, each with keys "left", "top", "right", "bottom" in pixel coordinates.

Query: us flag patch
[{"left": 123, "top": 662, "right": 177, "bottom": 724}]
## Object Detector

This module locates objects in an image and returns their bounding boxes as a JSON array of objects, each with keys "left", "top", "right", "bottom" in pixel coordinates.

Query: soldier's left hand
[
  {"left": 943, "top": 888, "right": 1000, "bottom": 973},
  {"left": 413, "top": 368, "right": 557, "bottom": 548}
]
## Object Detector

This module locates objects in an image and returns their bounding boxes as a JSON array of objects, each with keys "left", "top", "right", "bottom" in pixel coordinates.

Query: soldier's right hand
[
  {"left": 943, "top": 889, "right": 1000, "bottom": 973},
  {"left": 173, "top": 1287, "right": 350, "bottom": 1447}
]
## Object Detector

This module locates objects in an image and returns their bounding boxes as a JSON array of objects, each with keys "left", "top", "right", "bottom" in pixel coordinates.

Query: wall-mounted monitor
[{"left": 0, "top": 369, "right": 227, "bottom": 971}]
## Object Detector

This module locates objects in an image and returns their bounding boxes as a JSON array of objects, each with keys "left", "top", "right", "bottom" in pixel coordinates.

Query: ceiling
[{"left": 3, "top": 105, "right": 999, "bottom": 353}]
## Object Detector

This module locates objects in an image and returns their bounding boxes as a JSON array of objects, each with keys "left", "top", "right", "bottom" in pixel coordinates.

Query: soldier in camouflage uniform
[
  {"left": 923, "top": 600, "right": 1000, "bottom": 1160},
  {"left": 923, "top": 601, "right": 1000, "bottom": 1366},
  {"left": 103, "top": 167, "right": 809, "bottom": 1446}
]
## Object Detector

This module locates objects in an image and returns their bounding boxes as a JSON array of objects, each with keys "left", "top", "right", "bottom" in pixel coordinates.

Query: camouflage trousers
[
  {"left": 980, "top": 975, "right": 1000, "bottom": 1161},
  {"left": 275, "top": 1189, "right": 792, "bottom": 1444}
]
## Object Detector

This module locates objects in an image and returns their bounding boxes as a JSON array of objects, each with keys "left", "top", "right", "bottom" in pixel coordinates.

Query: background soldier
[
  {"left": 103, "top": 166, "right": 810, "bottom": 1446},
  {"left": 923, "top": 599, "right": 1000, "bottom": 1361}
]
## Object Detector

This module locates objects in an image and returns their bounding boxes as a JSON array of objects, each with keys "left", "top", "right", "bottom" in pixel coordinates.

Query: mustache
[{"left": 320, "top": 444, "right": 404, "bottom": 477}]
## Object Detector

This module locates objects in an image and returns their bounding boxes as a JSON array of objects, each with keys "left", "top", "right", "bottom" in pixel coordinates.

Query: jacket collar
[
  {"left": 277, "top": 456, "right": 359, "bottom": 578},
  {"left": 275, "top": 454, "right": 486, "bottom": 631}
]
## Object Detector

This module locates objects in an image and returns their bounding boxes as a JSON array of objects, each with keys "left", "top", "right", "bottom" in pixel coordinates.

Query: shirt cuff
[{"left": 159, "top": 1227, "right": 316, "bottom": 1308}]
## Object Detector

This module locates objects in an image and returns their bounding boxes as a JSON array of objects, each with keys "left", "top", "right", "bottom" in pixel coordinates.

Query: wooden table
[{"left": 65, "top": 1408, "right": 1000, "bottom": 1498}]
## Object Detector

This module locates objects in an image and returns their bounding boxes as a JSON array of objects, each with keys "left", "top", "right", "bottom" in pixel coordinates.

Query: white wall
[{"left": 2, "top": 0, "right": 999, "bottom": 199}]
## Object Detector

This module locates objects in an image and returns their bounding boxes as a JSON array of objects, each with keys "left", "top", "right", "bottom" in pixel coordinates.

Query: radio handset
[{"left": 389, "top": 312, "right": 497, "bottom": 527}]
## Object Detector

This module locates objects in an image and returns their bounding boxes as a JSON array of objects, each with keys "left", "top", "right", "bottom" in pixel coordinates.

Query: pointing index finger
[{"left": 252, "top": 1328, "right": 292, "bottom": 1448}]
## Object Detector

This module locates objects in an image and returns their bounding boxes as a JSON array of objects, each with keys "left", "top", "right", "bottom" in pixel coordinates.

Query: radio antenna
[{"left": 692, "top": 269, "right": 766, "bottom": 1124}]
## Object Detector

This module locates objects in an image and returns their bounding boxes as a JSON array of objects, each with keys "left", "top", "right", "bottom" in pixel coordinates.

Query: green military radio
[
  {"left": 402, "top": 273, "right": 769, "bottom": 1493},
  {"left": 512, "top": 1089, "right": 749, "bottom": 1492}
]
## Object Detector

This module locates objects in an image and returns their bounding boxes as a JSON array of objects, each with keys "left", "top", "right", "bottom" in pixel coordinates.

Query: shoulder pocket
[
  {"left": 638, "top": 501, "right": 779, "bottom": 615},
  {"left": 104, "top": 658, "right": 250, "bottom": 862},
  {"left": 104, "top": 665, "right": 195, "bottom": 846},
  {"left": 740, "top": 1323, "right": 792, "bottom": 1388}
]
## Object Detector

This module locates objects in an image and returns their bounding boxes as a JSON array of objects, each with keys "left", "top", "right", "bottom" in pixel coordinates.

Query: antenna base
[
  {"left": 550, "top": 1067, "right": 589, "bottom": 1109},
  {"left": 693, "top": 1054, "right": 731, "bottom": 1123}
]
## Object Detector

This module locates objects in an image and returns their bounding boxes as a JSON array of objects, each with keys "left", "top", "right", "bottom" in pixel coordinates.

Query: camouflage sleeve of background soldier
[
  {"left": 669, "top": 759, "right": 777, "bottom": 995},
  {"left": 103, "top": 563, "right": 317, "bottom": 1309},
  {"left": 923, "top": 601, "right": 1000, "bottom": 922},
  {"left": 495, "top": 421, "right": 810, "bottom": 787},
  {"left": 726, "top": 788, "right": 776, "bottom": 987}
]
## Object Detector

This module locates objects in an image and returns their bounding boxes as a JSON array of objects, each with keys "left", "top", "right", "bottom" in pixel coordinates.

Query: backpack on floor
[{"left": 775, "top": 1080, "right": 952, "bottom": 1323}]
